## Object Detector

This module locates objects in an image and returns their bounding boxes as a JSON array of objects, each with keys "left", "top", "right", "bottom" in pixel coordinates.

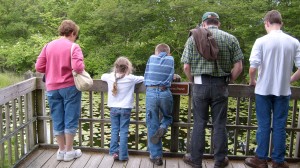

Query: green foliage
[
  {"left": 0, "top": 72, "right": 23, "bottom": 88},
  {"left": 0, "top": 0, "right": 300, "bottom": 84}
]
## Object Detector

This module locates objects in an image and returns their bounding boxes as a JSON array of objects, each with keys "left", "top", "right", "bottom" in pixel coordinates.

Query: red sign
[{"left": 170, "top": 82, "right": 189, "bottom": 95}]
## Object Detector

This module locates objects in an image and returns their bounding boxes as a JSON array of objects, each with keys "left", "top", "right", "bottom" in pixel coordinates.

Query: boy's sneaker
[
  {"left": 64, "top": 149, "right": 82, "bottom": 162},
  {"left": 150, "top": 156, "right": 163, "bottom": 166},
  {"left": 56, "top": 150, "right": 65, "bottom": 161},
  {"left": 150, "top": 127, "right": 167, "bottom": 144}
]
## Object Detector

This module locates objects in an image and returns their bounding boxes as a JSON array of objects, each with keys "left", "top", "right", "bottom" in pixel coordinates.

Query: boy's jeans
[
  {"left": 255, "top": 94, "right": 290, "bottom": 163},
  {"left": 146, "top": 87, "right": 173, "bottom": 159},
  {"left": 109, "top": 107, "right": 131, "bottom": 160}
]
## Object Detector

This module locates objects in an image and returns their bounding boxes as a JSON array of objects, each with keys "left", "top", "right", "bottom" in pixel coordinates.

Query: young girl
[{"left": 101, "top": 57, "right": 144, "bottom": 161}]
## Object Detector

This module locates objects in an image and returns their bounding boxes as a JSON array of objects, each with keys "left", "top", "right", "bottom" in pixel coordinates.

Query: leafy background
[{"left": 1, "top": 0, "right": 300, "bottom": 83}]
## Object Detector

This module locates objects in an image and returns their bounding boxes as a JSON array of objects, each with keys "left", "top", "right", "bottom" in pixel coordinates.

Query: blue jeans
[
  {"left": 109, "top": 107, "right": 131, "bottom": 160},
  {"left": 146, "top": 87, "right": 173, "bottom": 159},
  {"left": 47, "top": 85, "right": 82, "bottom": 136},
  {"left": 255, "top": 94, "right": 290, "bottom": 163},
  {"left": 190, "top": 75, "right": 229, "bottom": 165}
]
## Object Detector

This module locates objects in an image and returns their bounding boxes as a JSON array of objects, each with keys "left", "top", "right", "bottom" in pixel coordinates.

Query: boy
[{"left": 144, "top": 43, "right": 174, "bottom": 166}]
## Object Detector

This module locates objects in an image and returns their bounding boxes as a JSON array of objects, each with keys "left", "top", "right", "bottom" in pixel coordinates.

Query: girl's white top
[{"left": 101, "top": 73, "right": 144, "bottom": 108}]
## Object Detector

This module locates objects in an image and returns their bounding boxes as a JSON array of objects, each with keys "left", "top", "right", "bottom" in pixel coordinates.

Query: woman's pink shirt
[{"left": 35, "top": 38, "right": 85, "bottom": 91}]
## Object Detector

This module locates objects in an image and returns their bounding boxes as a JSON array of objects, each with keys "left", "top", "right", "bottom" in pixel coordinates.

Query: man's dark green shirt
[{"left": 181, "top": 26, "right": 244, "bottom": 77}]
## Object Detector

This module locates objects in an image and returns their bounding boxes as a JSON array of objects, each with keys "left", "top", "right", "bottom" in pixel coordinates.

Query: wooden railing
[{"left": 1, "top": 77, "right": 300, "bottom": 167}]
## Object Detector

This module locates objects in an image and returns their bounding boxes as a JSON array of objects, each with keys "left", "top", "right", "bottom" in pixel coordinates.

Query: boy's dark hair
[
  {"left": 264, "top": 10, "right": 282, "bottom": 24},
  {"left": 155, "top": 43, "right": 170, "bottom": 54}
]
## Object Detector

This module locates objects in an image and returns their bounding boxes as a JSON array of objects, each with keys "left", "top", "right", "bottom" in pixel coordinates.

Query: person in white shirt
[
  {"left": 245, "top": 10, "right": 300, "bottom": 168},
  {"left": 101, "top": 57, "right": 144, "bottom": 161}
]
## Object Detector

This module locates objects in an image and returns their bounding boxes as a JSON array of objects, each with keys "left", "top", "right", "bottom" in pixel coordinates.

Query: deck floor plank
[
  {"left": 17, "top": 149, "right": 45, "bottom": 168},
  {"left": 165, "top": 158, "right": 178, "bottom": 168},
  {"left": 28, "top": 150, "right": 56, "bottom": 168},
  {"left": 98, "top": 154, "right": 114, "bottom": 168},
  {"left": 15, "top": 149, "right": 300, "bottom": 168},
  {"left": 112, "top": 160, "right": 128, "bottom": 168},
  {"left": 41, "top": 149, "right": 61, "bottom": 168},
  {"left": 125, "top": 155, "right": 141, "bottom": 168},
  {"left": 178, "top": 158, "right": 193, "bottom": 168},
  {"left": 83, "top": 152, "right": 104, "bottom": 168},
  {"left": 140, "top": 155, "right": 153, "bottom": 168},
  {"left": 70, "top": 152, "right": 92, "bottom": 168},
  {"left": 230, "top": 160, "right": 246, "bottom": 168}
]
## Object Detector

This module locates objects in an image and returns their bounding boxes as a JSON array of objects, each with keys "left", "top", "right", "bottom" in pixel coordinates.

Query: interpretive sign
[{"left": 170, "top": 82, "right": 189, "bottom": 95}]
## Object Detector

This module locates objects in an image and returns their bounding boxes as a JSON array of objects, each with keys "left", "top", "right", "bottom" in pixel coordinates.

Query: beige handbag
[{"left": 71, "top": 43, "right": 93, "bottom": 91}]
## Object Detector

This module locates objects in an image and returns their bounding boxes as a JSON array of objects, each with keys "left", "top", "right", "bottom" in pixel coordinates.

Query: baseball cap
[{"left": 202, "top": 12, "right": 219, "bottom": 22}]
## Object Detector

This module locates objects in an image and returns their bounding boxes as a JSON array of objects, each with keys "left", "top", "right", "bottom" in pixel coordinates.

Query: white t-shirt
[
  {"left": 101, "top": 73, "right": 144, "bottom": 108},
  {"left": 249, "top": 30, "right": 300, "bottom": 96}
]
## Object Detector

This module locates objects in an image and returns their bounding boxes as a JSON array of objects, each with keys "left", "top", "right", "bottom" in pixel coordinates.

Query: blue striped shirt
[{"left": 144, "top": 52, "right": 174, "bottom": 87}]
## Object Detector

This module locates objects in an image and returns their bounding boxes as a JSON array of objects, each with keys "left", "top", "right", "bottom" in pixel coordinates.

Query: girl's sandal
[{"left": 113, "top": 153, "right": 119, "bottom": 160}]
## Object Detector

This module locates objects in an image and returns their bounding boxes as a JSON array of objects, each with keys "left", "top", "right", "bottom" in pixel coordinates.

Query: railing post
[
  {"left": 170, "top": 76, "right": 181, "bottom": 152},
  {"left": 36, "top": 77, "right": 47, "bottom": 144}
]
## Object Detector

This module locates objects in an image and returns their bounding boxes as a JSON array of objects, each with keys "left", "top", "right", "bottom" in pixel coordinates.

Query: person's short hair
[
  {"left": 263, "top": 10, "right": 282, "bottom": 24},
  {"left": 155, "top": 43, "right": 170, "bottom": 54},
  {"left": 204, "top": 18, "right": 220, "bottom": 25},
  {"left": 58, "top": 20, "right": 79, "bottom": 37}
]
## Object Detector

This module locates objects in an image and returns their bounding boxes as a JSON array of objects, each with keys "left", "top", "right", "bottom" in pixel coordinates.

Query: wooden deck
[{"left": 15, "top": 148, "right": 300, "bottom": 168}]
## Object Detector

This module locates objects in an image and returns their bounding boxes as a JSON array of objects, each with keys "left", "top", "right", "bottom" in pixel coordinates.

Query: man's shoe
[
  {"left": 272, "top": 161, "right": 289, "bottom": 168},
  {"left": 150, "top": 156, "right": 163, "bottom": 166},
  {"left": 245, "top": 156, "right": 268, "bottom": 168},
  {"left": 183, "top": 153, "right": 202, "bottom": 168},
  {"left": 150, "top": 127, "right": 167, "bottom": 144},
  {"left": 214, "top": 157, "right": 229, "bottom": 168}
]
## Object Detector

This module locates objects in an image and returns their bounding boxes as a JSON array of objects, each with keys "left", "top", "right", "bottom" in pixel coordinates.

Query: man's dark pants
[{"left": 190, "top": 75, "right": 229, "bottom": 165}]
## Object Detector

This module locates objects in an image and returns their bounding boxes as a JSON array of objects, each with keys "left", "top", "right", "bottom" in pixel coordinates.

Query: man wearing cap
[
  {"left": 245, "top": 10, "right": 300, "bottom": 168},
  {"left": 181, "top": 12, "right": 243, "bottom": 168}
]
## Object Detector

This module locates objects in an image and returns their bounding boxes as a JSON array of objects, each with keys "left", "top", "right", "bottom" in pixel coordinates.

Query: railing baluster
[
  {"left": 0, "top": 105, "right": 4, "bottom": 168},
  {"left": 50, "top": 121, "right": 53, "bottom": 144},
  {"left": 5, "top": 102, "right": 12, "bottom": 165},
  {"left": 135, "top": 92, "right": 139, "bottom": 150},
  {"left": 89, "top": 91, "right": 94, "bottom": 147},
  {"left": 245, "top": 97, "right": 253, "bottom": 155},
  {"left": 12, "top": 99, "right": 19, "bottom": 161},
  {"left": 233, "top": 97, "right": 241, "bottom": 155},
  {"left": 100, "top": 91, "right": 105, "bottom": 148},
  {"left": 18, "top": 96, "right": 25, "bottom": 156},
  {"left": 187, "top": 89, "right": 192, "bottom": 153},
  {"left": 295, "top": 102, "right": 300, "bottom": 157},
  {"left": 289, "top": 100, "right": 297, "bottom": 157},
  {"left": 24, "top": 94, "right": 30, "bottom": 153}
]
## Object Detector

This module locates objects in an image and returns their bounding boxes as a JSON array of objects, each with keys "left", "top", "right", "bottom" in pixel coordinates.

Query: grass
[{"left": 0, "top": 72, "right": 23, "bottom": 89}]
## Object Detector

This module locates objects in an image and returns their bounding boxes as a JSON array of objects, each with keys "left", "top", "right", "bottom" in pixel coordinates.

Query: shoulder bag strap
[{"left": 70, "top": 43, "right": 75, "bottom": 70}]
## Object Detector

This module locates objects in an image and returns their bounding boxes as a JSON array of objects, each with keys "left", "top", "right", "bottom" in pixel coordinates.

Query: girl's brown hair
[{"left": 112, "top": 57, "right": 133, "bottom": 96}]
